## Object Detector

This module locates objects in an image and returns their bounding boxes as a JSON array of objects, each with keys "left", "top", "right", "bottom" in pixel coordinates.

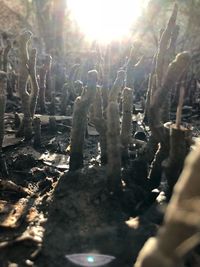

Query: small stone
[
  {"left": 25, "top": 259, "right": 34, "bottom": 266},
  {"left": 8, "top": 263, "right": 18, "bottom": 267}
]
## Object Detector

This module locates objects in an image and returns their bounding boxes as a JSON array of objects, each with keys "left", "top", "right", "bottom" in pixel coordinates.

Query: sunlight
[{"left": 68, "top": 0, "right": 146, "bottom": 43}]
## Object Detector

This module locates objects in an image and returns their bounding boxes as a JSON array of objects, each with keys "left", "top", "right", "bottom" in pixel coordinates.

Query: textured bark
[
  {"left": 0, "top": 71, "right": 7, "bottom": 149},
  {"left": 156, "top": 3, "right": 178, "bottom": 88},
  {"left": 168, "top": 25, "right": 180, "bottom": 59},
  {"left": 49, "top": 116, "right": 57, "bottom": 133},
  {"left": 0, "top": 48, "right": 3, "bottom": 70},
  {"left": 74, "top": 80, "right": 83, "bottom": 96},
  {"left": 3, "top": 39, "right": 11, "bottom": 72},
  {"left": 17, "top": 31, "right": 41, "bottom": 140},
  {"left": 126, "top": 43, "right": 141, "bottom": 89},
  {"left": 60, "top": 83, "right": 69, "bottom": 115},
  {"left": 101, "top": 86, "right": 109, "bottom": 112},
  {"left": 164, "top": 124, "right": 191, "bottom": 198},
  {"left": 162, "top": 39, "right": 180, "bottom": 123},
  {"left": 33, "top": 117, "right": 41, "bottom": 148},
  {"left": 49, "top": 91, "right": 56, "bottom": 115},
  {"left": 148, "top": 52, "right": 191, "bottom": 189},
  {"left": 143, "top": 73, "right": 154, "bottom": 124},
  {"left": 46, "top": 69, "right": 53, "bottom": 100},
  {"left": 60, "top": 64, "right": 80, "bottom": 115},
  {"left": 149, "top": 51, "right": 191, "bottom": 142},
  {"left": 93, "top": 87, "right": 107, "bottom": 164},
  {"left": 29, "top": 49, "right": 40, "bottom": 118},
  {"left": 38, "top": 55, "right": 52, "bottom": 113},
  {"left": 7, "top": 71, "right": 17, "bottom": 99},
  {"left": 109, "top": 70, "right": 125, "bottom": 102},
  {"left": 145, "top": 4, "right": 179, "bottom": 125},
  {"left": 69, "top": 70, "right": 98, "bottom": 171},
  {"left": 17, "top": 31, "right": 33, "bottom": 140},
  {"left": 0, "top": 71, "right": 8, "bottom": 177},
  {"left": 120, "top": 87, "right": 133, "bottom": 163},
  {"left": 148, "top": 127, "right": 170, "bottom": 190},
  {"left": 107, "top": 101, "right": 121, "bottom": 194}
]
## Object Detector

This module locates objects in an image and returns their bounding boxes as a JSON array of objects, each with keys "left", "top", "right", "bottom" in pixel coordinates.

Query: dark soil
[
  {"left": 2, "top": 105, "right": 199, "bottom": 267},
  {"left": 0, "top": 112, "right": 161, "bottom": 267}
]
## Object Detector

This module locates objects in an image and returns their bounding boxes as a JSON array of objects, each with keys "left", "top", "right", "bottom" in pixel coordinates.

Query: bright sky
[{"left": 67, "top": 0, "right": 147, "bottom": 43}]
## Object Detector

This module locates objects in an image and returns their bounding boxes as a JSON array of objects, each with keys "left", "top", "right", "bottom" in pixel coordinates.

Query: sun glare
[{"left": 68, "top": 0, "right": 146, "bottom": 43}]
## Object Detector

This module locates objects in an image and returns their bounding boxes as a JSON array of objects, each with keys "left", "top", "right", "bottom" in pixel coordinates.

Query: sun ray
[{"left": 68, "top": 0, "right": 146, "bottom": 43}]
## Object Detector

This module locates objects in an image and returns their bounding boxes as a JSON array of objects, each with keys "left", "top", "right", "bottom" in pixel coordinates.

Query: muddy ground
[{"left": 1, "top": 102, "right": 200, "bottom": 267}]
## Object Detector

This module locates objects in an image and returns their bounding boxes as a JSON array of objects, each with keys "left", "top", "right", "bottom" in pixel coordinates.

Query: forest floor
[{"left": 1, "top": 99, "right": 200, "bottom": 267}]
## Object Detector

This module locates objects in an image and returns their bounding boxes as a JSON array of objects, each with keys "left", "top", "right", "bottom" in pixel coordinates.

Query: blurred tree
[
  {"left": 132, "top": 0, "right": 200, "bottom": 52},
  {"left": 32, "top": 0, "right": 84, "bottom": 58},
  {"left": 33, "top": 0, "right": 67, "bottom": 55}
]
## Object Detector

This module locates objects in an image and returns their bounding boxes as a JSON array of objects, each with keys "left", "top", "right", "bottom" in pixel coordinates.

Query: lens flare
[
  {"left": 87, "top": 256, "right": 95, "bottom": 263},
  {"left": 65, "top": 253, "right": 116, "bottom": 266}
]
